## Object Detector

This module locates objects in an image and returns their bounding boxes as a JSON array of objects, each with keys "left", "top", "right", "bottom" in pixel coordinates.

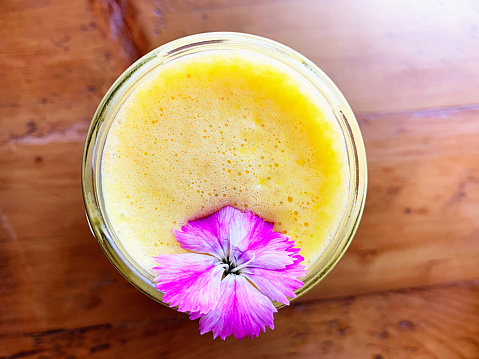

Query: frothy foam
[{"left": 101, "top": 50, "right": 350, "bottom": 274}]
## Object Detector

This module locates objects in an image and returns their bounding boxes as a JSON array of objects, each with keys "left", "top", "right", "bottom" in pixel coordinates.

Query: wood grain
[
  {"left": 1, "top": 280, "right": 478, "bottom": 358},
  {"left": 130, "top": 0, "right": 479, "bottom": 113},
  {"left": 1, "top": 0, "right": 479, "bottom": 357},
  {"left": 308, "top": 104, "right": 479, "bottom": 299},
  {"left": 0, "top": 0, "right": 134, "bottom": 146}
]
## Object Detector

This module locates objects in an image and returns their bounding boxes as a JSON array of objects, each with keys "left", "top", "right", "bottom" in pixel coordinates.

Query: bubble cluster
[{"left": 101, "top": 50, "right": 350, "bottom": 273}]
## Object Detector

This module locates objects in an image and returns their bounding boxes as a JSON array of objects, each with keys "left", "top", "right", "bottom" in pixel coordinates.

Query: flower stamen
[{"left": 229, "top": 254, "right": 256, "bottom": 274}]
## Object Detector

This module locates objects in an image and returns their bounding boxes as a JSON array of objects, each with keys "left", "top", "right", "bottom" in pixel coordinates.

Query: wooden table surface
[{"left": 1, "top": 1, "right": 479, "bottom": 358}]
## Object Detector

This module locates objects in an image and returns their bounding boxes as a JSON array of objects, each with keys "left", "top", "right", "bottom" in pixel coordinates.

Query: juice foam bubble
[{"left": 101, "top": 50, "right": 350, "bottom": 274}]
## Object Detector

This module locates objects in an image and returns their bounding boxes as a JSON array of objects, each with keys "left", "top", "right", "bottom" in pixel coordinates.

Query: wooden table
[{"left": 1, "top": 1, "right": 478, "bottom": 358}]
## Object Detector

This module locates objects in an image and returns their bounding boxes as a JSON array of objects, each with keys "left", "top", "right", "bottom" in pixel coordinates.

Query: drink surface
[{"left": 101, "top": 50, "right": 350, "bottom": 274}]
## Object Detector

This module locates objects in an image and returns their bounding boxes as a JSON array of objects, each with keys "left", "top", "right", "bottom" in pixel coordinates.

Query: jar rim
[{"left": 81, "top": 32, "right": 367, "bottom": 307}]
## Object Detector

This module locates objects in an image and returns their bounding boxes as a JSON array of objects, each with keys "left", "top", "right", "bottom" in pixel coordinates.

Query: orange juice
[{"left": 101, "top": 50, "right": 350, "bottom": 274}]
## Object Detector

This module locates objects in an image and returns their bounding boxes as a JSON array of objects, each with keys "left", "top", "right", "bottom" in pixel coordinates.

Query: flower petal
[
  {"left": 229, "top": 211, "right": 300, "bottom": 270},
  {"left": 226, "top": 208, "right": 257, "bottom": 250},
  {"left": 242, "top": 260, "right": 307, "bottom": 305},
  {"left": 173, "top": 206, "right": 238, "bottom": 259},
  {"left": 198, "top": 274, "right": 277, "bottom": 340},
  {"left": 189, "top": 311, "right": 203, "bottom": 320},
  {"left": 153, "top": 253, "right": 226, "bottom": 314}
]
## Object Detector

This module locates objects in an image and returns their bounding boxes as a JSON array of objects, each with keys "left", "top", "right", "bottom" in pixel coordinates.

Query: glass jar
[{"left": 81, "top": 32, "right": 367, "bottom": 307}]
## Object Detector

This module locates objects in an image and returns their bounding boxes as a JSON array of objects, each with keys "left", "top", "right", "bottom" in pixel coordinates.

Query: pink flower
[{"left": 153, "top": 206, "right": 307, "bottom": 340}]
